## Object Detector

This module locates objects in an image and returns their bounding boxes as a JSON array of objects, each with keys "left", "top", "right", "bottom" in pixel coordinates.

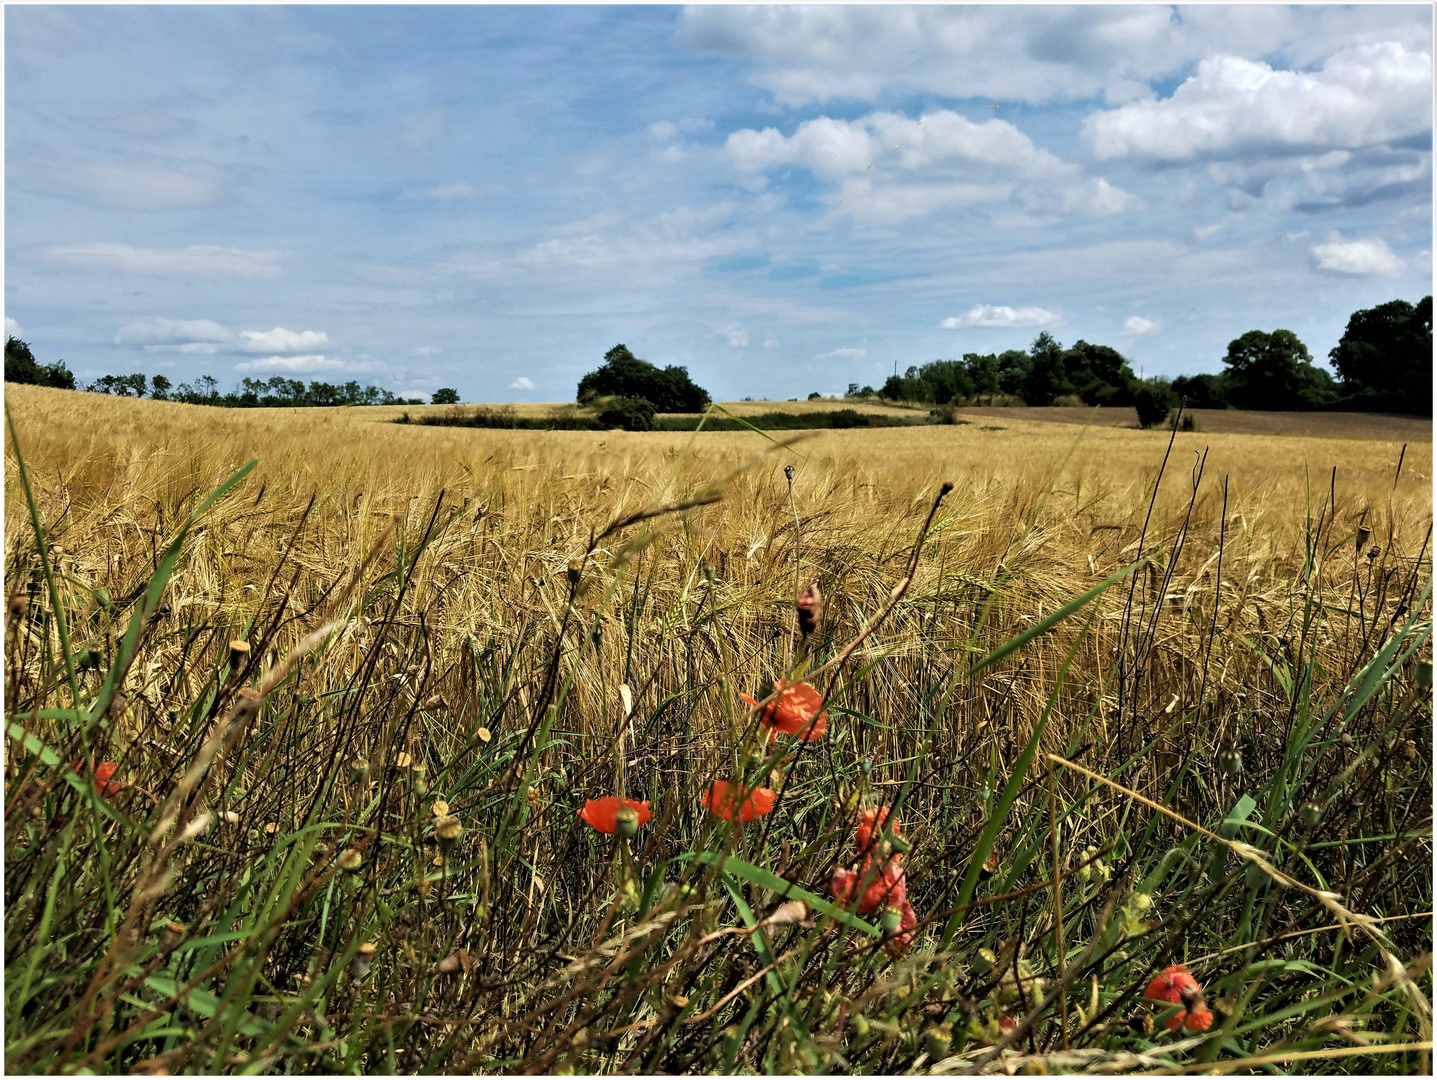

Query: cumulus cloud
[
  {"left": 727, "top": 109, "right": 1063, "bottom": 182},
  {"left": 1123, "top": 315, "right": 1160, "bottom": 335},
  {"left": 239, "top": 327, "right": 331, "bottom": 352},
  {"left": 115, "top": 317, "right": 234, "bottom": 346},
  {"left": 942, "top": 305, "right": 1058, "bottom": 329},
  {"left": 5, "top": 317, "right": 22, "bottom": 336},
  {"left": 39, "top": 243, "right": 283, "bottom": 278},
  {"left": 1057, "top": 177, "right": 1140, "bottom": 217},
  {"left": 1084, "top": 42, "right": 1432, "bottom": 163},
  {"left": 680, "top": 7, "right": 1431, "bottom": 106},
  {"left": 510, "top": 376, "right": 535, "bottom": 390},
  {"left": 819, "top": 347, "right": 866, "bottom": 359},
  {"left": 1311, "top": 236, "right": 1406, "bottom": 276},
  {"left": 725, "top": 325, "right": 751, "bottom": 347},
  {"left": 233, "top": 354, "right": 358, "bottom": 375}
]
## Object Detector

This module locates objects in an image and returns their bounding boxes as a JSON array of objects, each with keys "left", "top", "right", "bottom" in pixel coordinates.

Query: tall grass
[{"left": 3, "top": 386, "right": 1432, "bottom": 1074}]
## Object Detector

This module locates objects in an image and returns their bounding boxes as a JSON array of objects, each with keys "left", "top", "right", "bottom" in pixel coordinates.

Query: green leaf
[{"left": 679, "top": 850, "right": 880, "bottom": 937}]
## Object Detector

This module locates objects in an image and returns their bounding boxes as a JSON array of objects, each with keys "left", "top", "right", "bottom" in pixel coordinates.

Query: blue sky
[{"left": 5, "top": 5, "right": 1432, "bottom": 401}]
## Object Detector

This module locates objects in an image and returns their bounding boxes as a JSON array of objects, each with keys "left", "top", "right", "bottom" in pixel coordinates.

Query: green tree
[
  {"left": 1171, "top": 373, "right": 1229, "bottom": 409},
  {"left": 1063, "top": 340, "right": 1135, "bottom": 406},
  {"left": 1130, "top": 377, "right": 1176, "bottom": 429},
  {"left": 150, "top": 375, "right": 172, "bottom": 400},
  {"left": 578, "top": 344, "right": 710, "bottom": 412},
  {"left": 1222, "top": 329, "right": 1335, "bottom": 410},
  {"left": 432, "top": 387, "right": 460, "bottom": 405},
  {"left": 995, "top": 349, "right": 1032, "bottom": 397},
  {"left": 5, "top": 336, "right": 76, "bottom": 389},
  {"left": 1328, "top": 296, "right": 1432, "bottom": 414},
  {"left": 597, "top": 395, "right": 656, "bottom": 431},
  {"left": 1022, "top": 332, "right": 1070, "bottom": 406}
]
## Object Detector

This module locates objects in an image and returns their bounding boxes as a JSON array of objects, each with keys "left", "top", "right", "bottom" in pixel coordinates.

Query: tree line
[
  {"left": 879, "top": 295, "right": 1432, "bottom": 423},
  {"left": 3, "top": 338, "right": 462, "bottom": 407}
]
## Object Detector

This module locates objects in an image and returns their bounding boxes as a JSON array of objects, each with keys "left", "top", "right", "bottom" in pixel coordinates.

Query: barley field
[{"left": 4, "top": 382, "right": 1432, "bottom": 1074}]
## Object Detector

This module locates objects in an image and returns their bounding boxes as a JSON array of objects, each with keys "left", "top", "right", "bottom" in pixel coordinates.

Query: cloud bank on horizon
[{"left": 5, "top": 5, "right": 1431, "bottom": 401}]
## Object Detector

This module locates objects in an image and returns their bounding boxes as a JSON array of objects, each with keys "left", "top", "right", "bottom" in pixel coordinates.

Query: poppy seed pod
[
  {"left": 923, "top": 1024, "right": 953, "bottom": 1060},
  {"left": 337, "top": 849, "right": 363, "bottom": 872},
  {"left": 227, "top": 640, "right": 251, "bottom": 664},
  {"left": 350, "top": 941, "right": 377, "bottom": 980},
  {"left": 881, "top": 905, "right": 902, "bottom": 933},
  {"left": 351, "top": 760, "right": 370, "bottom": 784},
  {"left": 435, "top": 815, "right": 463, "bottom": 855},
  {"left": 158, "top": 920, "right": 185, "bottom": 952},
  {"left": 796, "top": 582, "right": 822, "bottom": 637},
  {"left": 614, "top": 806, "right": 640, "bottom": 837},
  {"left": 1300, "top": 801, "right": 1323, "bottom": 828},
  {"left": 1355, "top": 525, "right": 1371, "bottom": 550},
  {"left": 1218, "top": 749, "right": 1242, "bottom": 777}
]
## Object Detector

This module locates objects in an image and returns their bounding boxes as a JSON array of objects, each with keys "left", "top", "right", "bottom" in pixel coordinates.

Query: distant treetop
[{"left": 577, "top": 344, "right": 711, "bottom": 413}]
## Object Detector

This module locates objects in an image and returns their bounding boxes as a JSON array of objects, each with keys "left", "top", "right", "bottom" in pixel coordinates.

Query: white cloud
[
  {"left": 411, "top": 346, "right": 441, "bottom": 357},
  {"left": 5, "top": 317, "right": 22, "bottom": 336},
  {"left": 942, "top": 305, "right": 1058, "bottom": 329},
  {"left": 1057, "top": 177, "right": 1140, "bottom": 217},
  {"left": 71, "top": 160, "right": 235, "bottom": 210},
  {"left": 115, "top": 317, "right": 234, "bottom": 346},
  {"left": 680, "top": 6, "right": 1431, "bottom": 107},
  {"left": 725, "top": 325, "right": 751, "bottom": 348},
  {"left": 727, "top": 109, "right": 1064, "bottom": 182},
  {"left": 405, "top": 181, "right": 476, "bottom": 201},
  {"left": 762, "top": 335, "right": 780, "bottom": 349},
  {"left": 1084, "top": 42, "right": 1432, "bottom": 163},
  {"left": 1123, "top": 315, "right": 1160, "bottom": 335},
  {"left": 819, "top": 347, "right": 866, "bottom": 359},
  {"left": 40, "top": 243, "right": 283, "bottom": 278},
  {"left": 510, "top": 376, "right": 535, "bottom": 390},
  {"left": 233, "top": 354, "right": 359, "bottom": 375},
  {"left": 1311, "top": 236, "right": 1406, "bottom": 276},
  {"left": 239, "top": 327, "right": 331, "bottom": 353}
]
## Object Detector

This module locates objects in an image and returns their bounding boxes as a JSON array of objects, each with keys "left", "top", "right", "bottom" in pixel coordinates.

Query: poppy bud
[
  {"left": 614, "top": 806, "right": 640, "bottom": 837},
  {"left": 923, "top": 1024, "right": 952, "bottom": 1060},
  {"left": 796, "top": 582, "right": 822, "bottom": 636},
  {"left": 435, "top": 815, "right": 463, "bottom": 855},
  {"left": 882, "top": 905, "right": 903, "bottom": 934}
]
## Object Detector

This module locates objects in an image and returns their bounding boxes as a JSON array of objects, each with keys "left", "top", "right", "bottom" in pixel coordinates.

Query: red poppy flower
[
  {"left": 577, "top": 796, "right": 652, "bottom": 834},
  {"left": 1144, "top": 964, "right": 1213, "bottom": 1032},
  {"left": 701, "top": 781, "right": 776, "bottom": 823},
  {"left": 831, "top": 855, "right": 906, "bottom": 915},
  {"left": 70, "top": 760, "right": 124, "bottom": 799},
  {"left": 739, "top": 680, "right": 828, "bottom": 742},
  {"left": 855, "top": 807, "right": 901, "bottom": 857}
]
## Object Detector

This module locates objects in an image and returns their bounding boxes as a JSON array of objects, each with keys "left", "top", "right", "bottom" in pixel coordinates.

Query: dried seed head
[
  {"left": 395, "top": 752, "right": 413, "bottom": 769},
  {"left": 8, "top": 593, "right": 29, "bottom": 621},
  {"left": 350, "top": 941, "right": 378, "bottom": 979},
  {"left": 1403, "top": 739, "right": 1418, "bottom": 760},
  {"left": 422, "top": 694, "right": 448, "bottom": 711},
  {"left": 477, "top": 727, "right": 492, "bottom": 743},
  {"left": 227, "top": 640, "right": 251, "bottom": 663},
  {"left": 796, "top": 582, "right": 822, "bottom": 636},
  {"left": 1355, "top": 525, "right": 1372, "bottom": 550},
  {"left": 567, "top": 559, "right": 583, "bottom": 585},
  {"left": 1367, "top": 545, "right": 1381, "bottom": 561},
  {"left": 435, "top": 814, "right": 463, "bottom": 854},
  {"left": 783, "top": 464, "right": 795, "bottom": 483},
  {"left": 158, "top": 920, "right": 185, "bottom": 952},
  {"left": 431, "top": 800, "right": 450, "bottom": 818},
  {"left": 351, "top": 760, "right": 371, "bottom": 784},
  {"left": 434, "top": 948, "right": 472, "bottom": 975},
  {"left": 337, "top": 849, "right": 363, "bottom": 872}
]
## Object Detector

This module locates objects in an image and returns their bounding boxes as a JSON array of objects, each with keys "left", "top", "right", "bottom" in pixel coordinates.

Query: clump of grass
[{"left": 3, "top": 390, "right": 1432, "bottom": 1074}]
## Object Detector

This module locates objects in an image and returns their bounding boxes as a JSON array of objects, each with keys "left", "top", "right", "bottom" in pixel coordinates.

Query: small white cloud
[
  {"left": 726, "top": 325, "right": 751, "bottom": 348},
  {"left": 762, "top": 335, "right": 780, "bottom": 349},
  {"left": 233, "top": 354, "right": 355, "bottom": 375},
  {"left": 5, "top": 317, "right": 22, "bottom": 336},
  {"left": 411, "top": 346, "right": 441, "bottom": 357},
  {"left": 942, "top": 304, "right": 1058, "bottom": 329},
  {"left": 405, "top": 181, "right": 476, "bottom": 201},
  {"left": 1058, "top": 177, "right": 1139, "bottom": 216},
  {"left": 510, "top": 376, "right": 535, "bottom": 391},
  {"left": 1123, "top": 315, "right": 1160, "bottom": 335},
  {"left": 239, "top": 327, "right": 331, "bottom": 353},
  {"left": 116, "top": 317, "right": 234, "bottom": 346},
  {"left": 819, "top": 347, "right": 867, "bottom": 359},
  {"left": 72, "top": 160, "right": 234, "bottom": 210},
  {"left": 1311, "top": 236, "right": 1406, "bottom": 276},
  {"left": 41, "top": 243, "right": 283, "bottom": 278}
]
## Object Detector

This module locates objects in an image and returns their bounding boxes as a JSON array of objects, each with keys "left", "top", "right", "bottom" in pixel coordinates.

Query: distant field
[
  {"left": 357, "top": 398, "right": 923, "bottom": 424},
  {"left": 956, "top": 404, "right": 1433, "bottom": 441}
]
